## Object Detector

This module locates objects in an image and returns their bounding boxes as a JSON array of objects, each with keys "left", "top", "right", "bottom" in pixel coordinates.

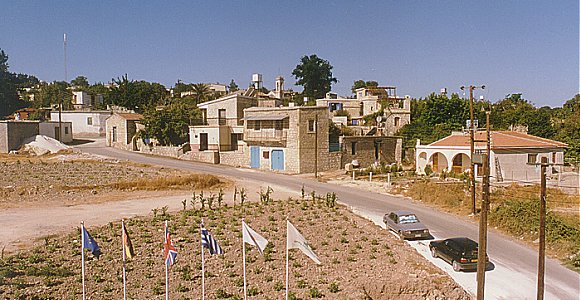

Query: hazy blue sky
[{"left": 1, "top": 1, "right": 578, "bottom": 107}]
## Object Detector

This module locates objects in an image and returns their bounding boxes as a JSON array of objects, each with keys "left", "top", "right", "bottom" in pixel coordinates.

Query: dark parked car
[
  {"left": 429, "top": 237, "right": 490, "bottom": 272},
  {"left": 383, "top": 210, "right": 430, "bottom": 239}
]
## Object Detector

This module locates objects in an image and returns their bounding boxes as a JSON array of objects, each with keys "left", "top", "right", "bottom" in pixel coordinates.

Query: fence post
[{"left": 369, "top": 172, "right": 372, "bottom": 182}]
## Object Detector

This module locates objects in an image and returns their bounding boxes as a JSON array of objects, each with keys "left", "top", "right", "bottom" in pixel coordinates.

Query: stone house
[
  {"left": 340, "top": 136, "right": 403, "bottom": 168},
  {"left": 105, "top": 112, "right": 144, "bottom": 150},
  {"left": 415, "top": 131, "right": 567, "bottom": 182},
  {"left": 316, "top": 86, "right": 411, "bottom": 135},
  {"left": 242, "top": 106, "right": 338, "bottom": 173}
]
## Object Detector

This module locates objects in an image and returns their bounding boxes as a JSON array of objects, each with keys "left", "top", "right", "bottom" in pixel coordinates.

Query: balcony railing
[{"left": 244, "top": 129, "right": 287, "bottom": 143}]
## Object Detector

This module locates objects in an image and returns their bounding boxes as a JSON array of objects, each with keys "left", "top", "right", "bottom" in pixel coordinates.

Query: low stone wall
[
  {"left": 219, "top": 151, "right": 248, "bottom": 168},
  {"left": 140, "top": 146, "right": 182, "bottom": 158},
  {"left": 181, "top": 151, "right": 219, "bottom": 164}
]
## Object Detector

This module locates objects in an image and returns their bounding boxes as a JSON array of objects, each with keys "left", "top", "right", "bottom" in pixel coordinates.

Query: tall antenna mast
[{"left": 59, "top": 33, "right": 67, "bottom": 142}]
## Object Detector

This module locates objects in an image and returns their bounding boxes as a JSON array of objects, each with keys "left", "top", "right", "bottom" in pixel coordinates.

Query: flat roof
[{"left": 243, "top": 115, "right": 289, "bottom": 121}]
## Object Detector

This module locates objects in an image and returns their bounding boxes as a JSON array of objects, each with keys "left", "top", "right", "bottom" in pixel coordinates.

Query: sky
[{"left": 1, "top": 1, "right": 578, "bottom": 107}]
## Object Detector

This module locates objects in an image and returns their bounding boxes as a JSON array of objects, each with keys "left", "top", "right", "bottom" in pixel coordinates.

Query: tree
[
  {"left": 0, "top": 49, "right": 30, "bottom": 117},
  {"left": 351, "top": 80, "right": 379, "bottom": 94},
  {"left": 228, "top": 79, "right": 239, "bottom": 93},
  {"left": 71, "top": 75, "right": 89, "bottom": 89},
  {"left": 173, "top": 80, "right": 192, "bottom": 97},
  {"left": 32, "top": 81, "right": 73, "bottom": 110},
  {"left": 108, "top": 75, "right": 167, "bottom": 112},
  {"left": 292, "top": 54, "right": 337, "bottom": 99},
  {"left": 141, "top": 101, "right": 202, "bottom": 146},
  {"left": 191, "top": 83, "right": 211, "bottom": 104}
]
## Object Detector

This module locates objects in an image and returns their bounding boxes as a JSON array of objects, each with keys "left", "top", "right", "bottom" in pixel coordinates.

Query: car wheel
[
  {"left": 430, "top": 247, "right": 437, "bottom": 258},
  {"left": 452, "top": 261, "right": 461, "bottom": 272}
]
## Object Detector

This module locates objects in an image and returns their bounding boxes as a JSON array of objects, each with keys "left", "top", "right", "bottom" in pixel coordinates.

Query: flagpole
[
  {"left": 81, "top": 221, "right": 86, "bottom": 300},
  {"left": 285, "top": 219, "right": 289, "bottom": 300},
  {"left": 165, "top": 220, "right": 169, "bottom": 300},
  {"left": 242, "top": 219, "right": 247, "bottom": 300},
  {"left": 201, "top": 219, "right": 205, "bottom": 300},
  {"left": 122, "top": 220, "right": 127, "bottom": 300}
]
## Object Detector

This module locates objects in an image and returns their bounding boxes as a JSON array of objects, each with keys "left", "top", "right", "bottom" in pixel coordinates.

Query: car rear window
[{"left": 399, "top": 214, "right": 419, "bottom": 224}]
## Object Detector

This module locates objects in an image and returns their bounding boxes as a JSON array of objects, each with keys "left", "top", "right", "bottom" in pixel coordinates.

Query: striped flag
[
  {"left": 163, "top": 222, "right": 178, "bottom": 266},
  {"left": 201, "top": 221, "right": 224, "bottom": 255},
  {"left": 122, "top": 223, "right": 135, "bottom": 260}
]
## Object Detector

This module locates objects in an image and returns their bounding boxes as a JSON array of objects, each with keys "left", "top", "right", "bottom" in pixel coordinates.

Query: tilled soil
[{"left": 0, "top": 199, "right": 470, "bottom": 299}]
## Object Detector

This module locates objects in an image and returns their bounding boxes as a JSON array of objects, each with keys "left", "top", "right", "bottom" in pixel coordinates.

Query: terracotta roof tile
[{"left": 429, "top": 131, "right": 567, "bottom": 149}]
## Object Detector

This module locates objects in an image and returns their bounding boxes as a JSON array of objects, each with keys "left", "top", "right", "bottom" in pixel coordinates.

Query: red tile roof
[{"left": 429, "top": 131, "right": 567, "bottom": 149}]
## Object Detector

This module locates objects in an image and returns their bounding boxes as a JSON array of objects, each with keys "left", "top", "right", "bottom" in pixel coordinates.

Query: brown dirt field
[
  {"left": 0, "top": 200, "right": 470, "bottom": 299},
  {"left": 0, "top": 153, "right": 226, "bottom": 209}
]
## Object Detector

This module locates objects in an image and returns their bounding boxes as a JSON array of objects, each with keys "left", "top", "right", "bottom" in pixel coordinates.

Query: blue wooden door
[
  {"left": 271, "top": 150, "right": 284, "bottom": 170},
  {"left": 250, "top": 146, "right": 260, "bottom": 168}
]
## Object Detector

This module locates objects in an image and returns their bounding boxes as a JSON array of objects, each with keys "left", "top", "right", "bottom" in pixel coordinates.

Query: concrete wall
[
  {"left": 39, "top": 122, "right": 73, "bottom": 143},
  {"left": 200, "top": 95, "right": 257, "bottom": 126},
  {"left": 494, "top": 149, "right": 563, "bottom": 182},
  {"left": 0, "top": 121, "right": 39, "bottom": 153},
  {"left": 51, "top": 111, "right": 112, "bottom": 137}
]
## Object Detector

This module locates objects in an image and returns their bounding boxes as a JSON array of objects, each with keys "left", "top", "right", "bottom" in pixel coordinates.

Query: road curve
[{"left": 78, "top": 140, "right": 579, "bottom": 299}]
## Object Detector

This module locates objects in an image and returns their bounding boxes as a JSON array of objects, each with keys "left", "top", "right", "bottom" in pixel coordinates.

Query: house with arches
[{"left": 415, "top": 130, "right": 567, "bottom": 183}]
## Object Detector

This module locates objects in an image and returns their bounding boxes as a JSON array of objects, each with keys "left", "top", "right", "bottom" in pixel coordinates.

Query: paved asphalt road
[{"left": 78, "top": 140, "right": 579, "bottom": 299}]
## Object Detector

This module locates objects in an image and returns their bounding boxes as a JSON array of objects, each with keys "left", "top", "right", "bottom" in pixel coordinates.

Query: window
[
  {"left": 253, "top": 120, "right": 261, "bottom": 130},
  {"left": 275, "top": 120, "right": 282, "bottom": 130},
  {"left": 64, "top": 126, "right": 69, "bottom": 134},
  {"left": 552, "top": 152, "right": 556, "bottom": 163},
  {"left": 263, "top": 151, "right": 270, "bottom": 159},
  {"left": 218, "top": 109, "right": 226, "bottom": 125},
  {"left": 527, "top": 154, "right": 537, "bottom": 164},
  {"left": 308, "top": 120, "right": 315, "bottom": 132},
  {"left": 87, "top": 117, "right": 93, "bottom": 125},
  {"left": 351, "top": 142, "right": 357, "bottom": 155},
  {"left": 394, "top": 117, "right": 400, "bottom": 127},
  {"left": 112, "top": 126, "right": 117, "bottom": 143}
]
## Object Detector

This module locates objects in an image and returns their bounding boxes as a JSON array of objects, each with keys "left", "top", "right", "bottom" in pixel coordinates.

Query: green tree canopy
[
  {"left": 71, "top": 75, "right": 89, "bottom": 89},
  {"left": 0, "top": 49, "right": 32, "bottom": 117},
  {"left": 191, "top": 83, "right": 211, "bottom": 104},
  {"left": 173, "top": 80, "right": 192, "bottom": 97},
  {"left": 32, "top": 81, "right": 73, "bottom": 110},
  {"left": 228, "top": 79, "right": 239, "bottom": 93},
  {"left": 107, "top": 75, "right": 167, "bottom": 112},
  {"left": 292, "top": 54, "right": 337, "bottom": 100},
  {"left": 351, "top": 80, "right": 378, "bottom": 94},
  {"left": 141, "top": 101, "right": 202, "bottom": 146}
]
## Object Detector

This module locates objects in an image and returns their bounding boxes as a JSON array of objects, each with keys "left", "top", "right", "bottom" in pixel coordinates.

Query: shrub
[
  {"left": 309, "top": 287, "right": 324, "bottom": 298},
  {"left": 329, "top": 282, "right": 340, "bottom": 293}
]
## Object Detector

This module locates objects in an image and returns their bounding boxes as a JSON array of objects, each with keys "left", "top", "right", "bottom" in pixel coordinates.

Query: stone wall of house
[
  {"left": 341, "top": 136, "right": 402, "bottom": 168},
  {"left": 296, "top": 107, "right": 330, "bottom": 173},
  {"left": 219, "top": 148, "right": 249, "bottom": 168},
  {"left": 326, "top": 152, "right": 343, "bottom": 170}
]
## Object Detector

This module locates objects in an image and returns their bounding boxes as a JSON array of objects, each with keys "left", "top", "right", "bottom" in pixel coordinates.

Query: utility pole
[
  {"left": 537, "top": 156, "right": 548, "bottom": 300},
  {"left": 314, "top": 114, "right": 318, "bottom": 178},
  {"left": 59, "top": 33, "right": 67, "bottom": 142},
  {"left": 476, "top": 111, "right": 491, "bottom": 300},
  {"left": 461, "top": 85, "right": 485, "bottom": 215}
]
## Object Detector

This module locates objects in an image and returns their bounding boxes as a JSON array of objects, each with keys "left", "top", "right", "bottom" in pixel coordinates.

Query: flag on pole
[
  {"left": 201, "top": 221, "right": 224, "bottom": 255},
  {"left": 82, "top": 225, "right": 101, "bottom": 259},
  {"left": 122, "top": 223, "right": 135, "bottom": 260},
  {"left": 287, "top": 220, "right": 321, "bottom": 264},
  {"left": 242, "top": 220, "right": 268, "bottom": 254},
  {"left": 163, "top": 223, "right": 178, "bottom": 267}
]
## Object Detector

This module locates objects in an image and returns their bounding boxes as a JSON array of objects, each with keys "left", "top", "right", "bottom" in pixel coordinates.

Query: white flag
[
  {"left": 242, "top": 220, "right": 269, "bottom": 254},
  {"left": 287, "top": 220, "right": 321, "bottom": 264}
]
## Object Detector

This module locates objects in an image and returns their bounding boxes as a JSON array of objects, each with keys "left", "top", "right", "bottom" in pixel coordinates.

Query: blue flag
[{"left": 82, "top": 225, "right": 101, "bottom": 259}]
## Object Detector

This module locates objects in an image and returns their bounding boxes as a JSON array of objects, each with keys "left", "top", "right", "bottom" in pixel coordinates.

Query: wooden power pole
[
  {"left": 314, "top": 114, "right": 318, "bottom": 178},
  {"left": 461, "top": 85, "right": 484, "bottom": 215},
  {"left": 476, "top": 111, "right": 491, "bottom": 300},
  {"left": 537, "top": 156, "right": 548, "bottom": 300}
]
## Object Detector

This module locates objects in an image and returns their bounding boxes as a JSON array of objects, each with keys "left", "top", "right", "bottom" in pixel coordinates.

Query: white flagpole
[
  {"left": 81, "top": 221, "right": 86, "bottom": 300},
  {"left": 201, "top": 219, "right": 205, "bottom": 300},
  {"left": 122, "top": 220, "right": 127, "bottom": 300},
  {"left": 242, "top": 219, "right": 247, "bottom": 300},
  {"left": 165, "top": 220, "right": 169, "bottom": 300},
  {"left": 285, "top": 219, "right": 289, "bottom": 300}
]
